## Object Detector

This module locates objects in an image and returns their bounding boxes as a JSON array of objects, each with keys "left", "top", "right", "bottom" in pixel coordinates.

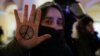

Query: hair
[
  {"left": 34, "top": 2, "right": 65, "bottom": 28},
  {"left": 53, "top": 0, "right": 78, "bottom": 5},
  {"left": 77, "top": 15, "right": 94, "bottom": 34},
  {"left": 38, "top": 2, "right": 64, "bottom": 22}
]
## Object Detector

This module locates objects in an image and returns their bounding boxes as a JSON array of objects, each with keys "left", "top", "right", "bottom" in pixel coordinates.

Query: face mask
[{"left": 38, "top": 26, "right": 64, "bottom": 45}]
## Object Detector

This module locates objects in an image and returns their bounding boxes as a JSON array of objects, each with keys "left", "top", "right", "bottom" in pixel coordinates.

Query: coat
[{"left": 77, "top": 32, "right": 100, "bottom": 56}]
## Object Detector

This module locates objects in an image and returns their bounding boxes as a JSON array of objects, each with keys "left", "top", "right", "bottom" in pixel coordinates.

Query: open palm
[{"left": 14, "top": 4, "right": 50, "bottom": 49}]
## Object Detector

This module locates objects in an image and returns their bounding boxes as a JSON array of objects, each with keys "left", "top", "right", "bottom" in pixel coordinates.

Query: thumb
[
  {"left": 31, "top": 34, "right": 51, "bottom": 48},
  {"left": 38, "top": 34, "right": 51, "bottom": 42}
]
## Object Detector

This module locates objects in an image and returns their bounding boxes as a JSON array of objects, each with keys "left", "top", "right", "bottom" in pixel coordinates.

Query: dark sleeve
[
  {"left": 92, "top": 32, "right": 100, "bottom": 51},
  {"left": 0, "top": 39, "right": 27, "bottom": 56},
  {"left": 65, "top": 44, "right": 73, "bottom": 56},
  {"left": 78, "top": 34, "right": 94, "bottom": 56}
]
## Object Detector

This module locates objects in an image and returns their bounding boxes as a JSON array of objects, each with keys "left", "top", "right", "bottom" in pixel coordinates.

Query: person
[
  {"left": 74, "top": 15, "right": 100, "bottom": 56},
  {"left": 0, "top": 2, "right": 73, "bottom": 56},
  {"left": 30, "top": 2, "right": 73, "bottom": 56},
  {"left": 71, "top": 17, "right": 80, "bottom": 56},
  {"left": 0, "top": 3, "right": 50, "bottom": 56}
]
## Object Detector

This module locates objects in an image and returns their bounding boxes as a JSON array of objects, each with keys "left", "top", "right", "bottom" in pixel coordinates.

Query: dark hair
[
  {"left": 77, "top": 15, "right": 94, "bottom": 33},
  {"left": 53, "top": 0, "right": 77, "bottom": 5},
  {"left": 34, "top": 2, "right": 65, "bottom": 29},
  {"left": 38, "top": 2, "right": 64, "bottom": 23}
]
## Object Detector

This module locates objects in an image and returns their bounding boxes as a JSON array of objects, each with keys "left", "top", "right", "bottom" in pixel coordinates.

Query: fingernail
[{"left": 45, "top": 34, "right": 51, "bottom": 38}]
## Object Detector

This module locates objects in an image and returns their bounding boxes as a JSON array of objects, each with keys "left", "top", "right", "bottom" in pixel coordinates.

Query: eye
[
  {"left": 57, "top": 18, "right": 63, "bottom": 26},
  {"left": 43, "top": 17, "right": 53, "bottom": 25}
]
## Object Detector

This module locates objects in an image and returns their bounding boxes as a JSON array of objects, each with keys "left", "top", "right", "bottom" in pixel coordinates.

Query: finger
[
  {"left": 33, "top": 34, "right": 51, "bottom": 47},
  {"left": 14, "top": 9, "right": 20, "bottom": 24},
  {"left": 23, "top": 5, "right": 28, "bottom": 23},
  {"left": 38, "top": 34, "right": 51, "bottom": 41},
  {"left": 29, "top": 4, "right": 36, "bottom": 23},
  {"left": 34, "top": 9, "right": 41, "bottom": 25}
]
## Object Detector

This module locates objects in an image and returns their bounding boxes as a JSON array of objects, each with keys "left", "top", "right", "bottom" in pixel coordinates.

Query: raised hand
[{"left": 14, "top": 4, "right": 51, "bottom": 49}]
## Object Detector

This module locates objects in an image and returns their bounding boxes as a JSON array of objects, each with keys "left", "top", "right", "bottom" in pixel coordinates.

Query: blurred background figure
[
  {"left": 0, "top": 0, "right": 18, "bottom": 45},
  {"left": 3, "top": 0, "right": 18, "bottom": 44},
  {"left": 75, "top": 15, "right": 100, "bottom": 56}
]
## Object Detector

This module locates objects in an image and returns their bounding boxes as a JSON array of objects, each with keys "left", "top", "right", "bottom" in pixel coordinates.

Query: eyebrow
[
  {"left": 58, "top": 18, "right": 62, "bottom": 20},
  {"left": 45, "top": 17, "right": 62, "bottom": 19},
  {"left": 45, "top": 17, "right": 53, "bottom": 20}
]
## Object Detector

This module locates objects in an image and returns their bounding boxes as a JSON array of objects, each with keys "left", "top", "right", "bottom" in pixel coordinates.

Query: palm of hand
[{"left": 14, "top": 4, "right": 50, "bottom": 48}]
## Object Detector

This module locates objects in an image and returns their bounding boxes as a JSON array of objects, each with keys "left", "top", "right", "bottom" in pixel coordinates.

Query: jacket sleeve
[
  {"left": 78, "top": 33, "right": 95, "bottom": 56},
  {"left": 0, "top": 39, "right": 27, "bottom": 56}
]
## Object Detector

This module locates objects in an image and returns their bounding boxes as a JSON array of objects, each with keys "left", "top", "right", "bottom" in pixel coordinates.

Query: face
[
  {"left": 41, "top": 7, "right": 63, "bottom": 30},
  {"left": 86, "top": 21, "right": 94, "bottom": 33}
]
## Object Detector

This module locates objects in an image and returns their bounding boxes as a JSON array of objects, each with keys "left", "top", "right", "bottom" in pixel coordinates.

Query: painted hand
[{"left": 14, "top": 4, "right": 51, "bottom": 49}]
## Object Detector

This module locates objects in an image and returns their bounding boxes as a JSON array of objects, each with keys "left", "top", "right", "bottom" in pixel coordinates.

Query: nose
[{"left": 51, "top": 21, "right": 62, "bottom": 30}]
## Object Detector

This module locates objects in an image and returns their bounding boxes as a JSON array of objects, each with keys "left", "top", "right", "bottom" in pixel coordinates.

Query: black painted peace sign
[{"left": 20, "top": 25, "right": 34, "bottom": 40}]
